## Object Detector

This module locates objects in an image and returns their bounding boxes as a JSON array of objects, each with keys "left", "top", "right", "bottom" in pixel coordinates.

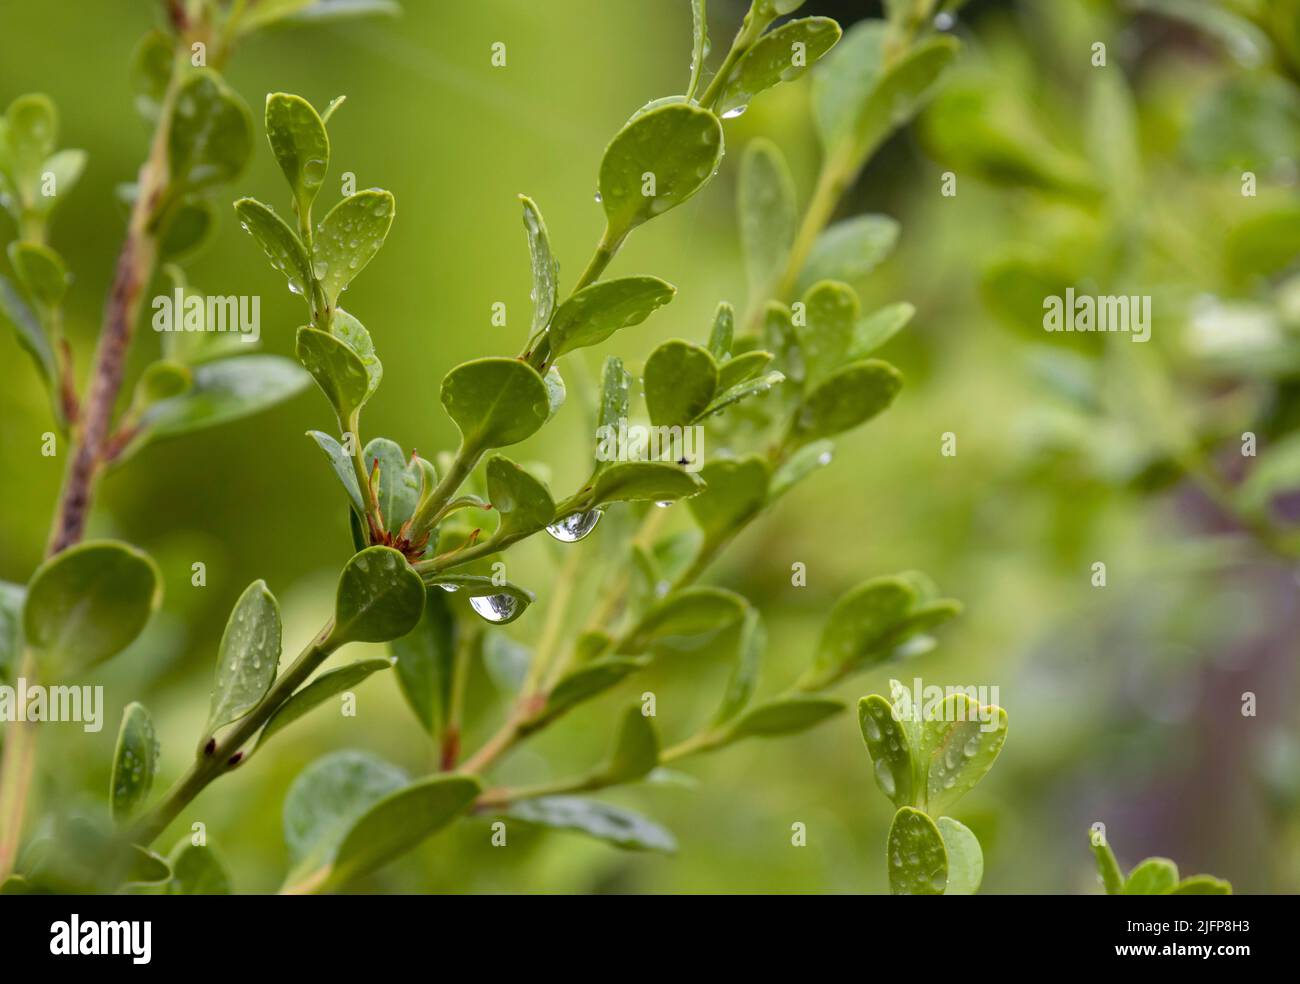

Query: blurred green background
[{"left": 3, "top": 0, "right": 1299, "bottom": 893}]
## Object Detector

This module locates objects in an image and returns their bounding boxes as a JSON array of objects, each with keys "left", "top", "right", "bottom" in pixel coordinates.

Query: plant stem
[
  {"left": 521, "top": 546, "right": 582, "bottom": 696},
  {"left": 440, "top": 625, "right": 477, "bottom": 770},
  {"left": 128, "top": 620, "right": 337, "bottom": 847},
  {"left": 407, "top": 440, "right": 482, "bottom": 537},
  {"left": 0, "top": 652, "right": 38, "bottom": 879}
]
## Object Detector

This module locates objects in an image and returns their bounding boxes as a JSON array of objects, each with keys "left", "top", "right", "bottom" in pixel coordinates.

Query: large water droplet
[
  {"left": 303, "top": 158, "right": 327, "bottom": 184},
  {"left": 653, "top": 500, "right": 674, "bottom": 509},
  {"left": 721, "top": 104, "right": 747, "bottom": 120},
  {"left": 546, "top": 508, "right": 603, "bottom": 542},
  {"left": 469, "top": 593, "right": 521, "bottom": 623},
  {"left": 873, "top": 758, "right": 895, "bottom": 798}
]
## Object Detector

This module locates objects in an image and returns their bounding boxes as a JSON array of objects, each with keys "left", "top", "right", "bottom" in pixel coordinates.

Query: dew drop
[
  {"left": 653, "top": 500, "right": 674, "bottom": 509},
  {"left": 545, "top": 508, "right": 603, "bottom": 542},
  {"left": 437, "top": 583, "right": 459, "bottom": 593},
  {"left": 469, "top": 593, "right": 521, "bottom": 623},
  {"left": 873, "top": 758, "right": 895, "bottom": 798}
]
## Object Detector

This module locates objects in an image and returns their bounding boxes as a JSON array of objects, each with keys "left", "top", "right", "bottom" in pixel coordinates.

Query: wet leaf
[
  {"left": 937, "top": 817, "right": 982, "bottom": 895},
  {"left": 168, "top": 71, "right": 253, "bottom": 190},
  {"left": 588, "top": 461, "right": 704, "bottom": 507},
  {"left": 311, "top": 189, "right": 395, "bottom": 307},
  {"left": 919, "top": 693, "right": 1008, "bottom": 815},
  {"left": 440, "top": 357, "right": 551, "bottom": 451},
  {"left": 265, "top": 92, "right": 329, "bottom": 220},
  {"left": 716, "top": 17, "right": 841, "bottom": 117},
  {"left": 644, "top": 339, "right": 718, "bottom": 427},
  {"left": 506, "top": 796, "right": 676, "bottom": 853},
  {"left": 888, "top": 806, "right": 947, "bottom": 895},
  {"left": 306, "top": 430, "right": 365, "bottom": 517},
  {"left": 330, "top": 546, "right": 425, "bottom": 645},
  {"left": 234, "top": 197, "right": 313, "bottom": 301},
  {"left": 519, "top": 194, "right": 559, "bottom": 334},
  {"left": 548, "top": 276, "right": 676, "bottom": 359},
  {"left": 259, "top": 658, "right": 392, "bottom": 748},
  {"left": 297, "top": 326, "right": 371, "bottom": 420},
  {"left": 858, "top": 694, "right": 914, "bottom": 809},
  {"left": 206, "top": 580, "right": 282, "bottom": 733},
  {"left": 111, "top": 702, "right": 159, "bottom": 823},
  {"left": 788, "top": 358, "right": 901, "bottom": 447},
  {"left": 364, "top": 437, "right": 421, "bottom": 535},
  {"left": 487, "top": 455, "right": 556, "bottom": 539}
]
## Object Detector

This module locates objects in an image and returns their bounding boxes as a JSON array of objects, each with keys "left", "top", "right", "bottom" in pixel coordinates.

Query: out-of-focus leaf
[
  {"left": 111, "top": 702, "right": 159, "bottom": 823},
  {"left": 739, "top": 139, "right": 797, "bottom": 295},
  {"left": 390, "top": 588, "right": 456, "bottom": 735},
  {"left": 168, "top": 71, "right": 253, "bottom": 190},
  {"left": 259, "top": 658, "right": 392, "bottom": 748},
  {"left": 937, "top": 817, "right": 983, "bottom": 895},
  {"left": 506, "top": 796, "right": 676, "bottom": 853},
  {"left": 798, "top": 215, "right": 899, "bottom": 292}
]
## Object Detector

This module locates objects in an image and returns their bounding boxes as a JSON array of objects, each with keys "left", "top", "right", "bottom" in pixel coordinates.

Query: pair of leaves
[
  {"left": 887, "top": 807, "right": 983, "bottom": 895},
  {"left": 296, "top": 306, "right": 386, "bottom": 422},
  {"left": 1091, "top": 832, "right": 1232, "bottom": 895},
  {"left": 282, "top": 749, "right": 479, "bottom": 891},
  {"left": 22, "top": 541, "right": 161, "bottom": 680},
  {"left": 803, "top": 572, "right": 961, "bottom": 689},
  {"left": 643, "top": 338, "right": 784, "bottom": 427},
  {"left": 859, "top": 683, "right": 1007, "bottom": 816}
]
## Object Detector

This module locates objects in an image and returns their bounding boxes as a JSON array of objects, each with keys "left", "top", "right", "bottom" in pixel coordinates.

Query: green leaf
[
  {"left": 617, "top": 586, "right": 747, "bottom": 654},
  {"left": 707, "top": 301, "right": 734, "bottom": 359},
  {"left": 440, "top": 357, "right": 551, "bottom": 451},
  {"left": 206, "top": 580, "right": 282, "bottom": 733},
  {"left": 700, "top": 370, "right": 784, "bottom": 419},
  {"left": 937, "top": 817, "right": 983, "bottom": 895},
  {"left": 0, "top": 582, "right": 23, "bottom": 683},
  {"left": 687, "top": 0, "right": 710, "bottom": 101},
  {"left": 1091, "top": 833, "right": 1125, "bottom": 895},
  {"left": 644, "top": 340, "right": 718, "bottom": 427},
  {"left": 297, "top": 325, "right": 371, "bottom": 420},
  {"left": 852, "top": 301, "right": 914, "bottom": 357},
  {"left": 259, "top": 657, "right": 392, "bottom": 749},
  {"left": 799, "top": 215, "right": 899, "bottom": 292},
  {"left": 121, "top": 355, "right": 310, "bottom": 461},
  {"left": 812, "top": 20, "right": 887, "bottom": 152},
  {"left": 529, "top": 656, "right": 649, "bottom": 730},
  {"left": 797, "top": 280, "right": 860, "bottom": 385},
  {"left": 519, "top": 194, "right": 559, "bottom": 335},
  {"left": 806, "top": 574, "right": 961, "bottom": 688},
  {"left": 687, "top": 455, "right": 769, "bottom": 549},
  {"left": 311, "top": 189, "right": 395, "bottom": 307},
  {"left": 265, "top": 93, "right": 329, "bottom": 220},
  {"left": 1171, "top": 875, "right": 1233, "bottom": 895},
  {"left": 598, "top": 704, "right": 660, "bottom": 783},
  {"left": 110, "top": 702, "right": 159, "bottom": 824},
  {"left": 788, "top": 358, "right": 901, "bottom": 447},
  {"left": 5, "top": 93, "right": 56, "bottom": 183},
  {"left": 283, "top": 0, "right": 402, "bottom": 25},
  {"left": 307, "top": 430, "right": 365, "bottom": 517},
  {"left": 739, "top": 140, "right": 796, "bottom": 295},
  {"left": 594, "top": 355, "right": 632, "bottom": 466},
  {"left": 29, "top": 149, "right": 87, "bottom": 217},
  {"left": 726, "top": 695, "right": 844, "bottom": 739},
  {"left": 326, "top": 774, "right": 480, "bottom": 889},
  {"left": 858, "top": 694, "right": 914, "bottom": 809},
  {"left": 888, "top": 806, "right": 947, "bottom": 895},
  {"left": 329, "top": 546, "right": 426, "bottom": 645},
  {"left": 168, "top": 71, "right": 253, "bottom": 190},
  {"left": 0, "top": 271, "right": 55, "bottom": 385},
  {"left": 23, "top": 540, "right": 161, "bottom": 678},
  {"left": 598, "top": 102, "right": 724, "bottom": 240},
  {"left": 919, "top": 694, "right": 1008, "bottom": 815},
  {"left": 716, "top": 350, "right": 772, "bottom": 392},
  {"left": 712, "top": 608, "right": 764, "bottom": 726},
  {"left": 8, "top": 241, "right": 68, "bottom": 310},
  {"left": 130, "top": 30, "right": 172, "bottom": 120},
  {"left": 166, "top": 841, "right": 231, "bottom": 895},
  {"left": 1124, "top": 858, "right": 1180, "bottom": 895},
  {"left": 588, "top": 461, "right": 704, "bottom": 508},
  {"left": 547, "top": 276, "right": 676, "bottom": 359},
  {"left": 283, "top": 749, "right": 408, "bottom": 883},
  {"left": 768, "top": 439, "right": 833, "bottom": 502},
  {"left": 716, "top": 17, "right": 842, "bottom": 117},
  {"left": 364, "top": 437, "right": 421, "bottom": 535},
  {"left": 487, "top": 455, "right": 556, "bottom": 539},
  {"left": 390, "top": 588, "right": 456, "bottom": 735},
  {"left": 506, "top": 796, "right": 676, "bottom": 853},
  {"left": 332, "top": 308, "right": 382, "bottom": 399},
  {"left": 1240, "top": 431, "right": 1300, "bottom": 515},
  {"left": 158, "top": 197, "right": 217, "bottom": 260},
  {"left": 234, "top": 197, "right": 313, "bottom": 300}
]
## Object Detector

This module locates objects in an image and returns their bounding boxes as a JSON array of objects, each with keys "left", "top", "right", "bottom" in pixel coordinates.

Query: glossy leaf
[
  {"left": 307, "top": 430, "right": 365, "bottom": 517},
  {"left": 644, "top": 340, "right": 718, "bottom": 427},
  {"left": 487, "top": 455, "right": 556, "bottom": 539},
  {"left": 206, "top": 580, "right": 282, "bottom": 733},
  {"left": 529, "top": 656, "right": 649, "bottom": 730},
  {"left": 390, "top": 588, "right": 456, "bottom": 735},
  {"left": 1171, "top": 875, "right": 1233, "bottom": 895},
  {"left": 707, "top": 301, "right": 734, "bottom": 359},
  {"left": 788, "top": 359, "right": 901, "bottom": 447},
  {"left": 726, "top": 695, "right": 844, "bottom": 739},
  {"left": 23, "top": 540, "right": 161, "bottom": 678},
  {"left": 919, "top": 694, "right": 1008, "bottom": 815},
  {"left": 937, "top": 817, "right": 983, "bottom": 895},
  {"left": 598, "top": 102, "right": 724, "bottom": 239},
  {"left": 852, "top": 301, "right": 914, "bottom": 357},
  {"left": 168, "top": 71, "right": 253, "bottom": 190},
  {"left": 588, "top": 461, "right": 704, "bottom": 507},
  {"left": 311, "top": 189, "right": 395, "bottom": 307},
  {"left": 326, "top": 774, "right": 481, "bottom": 888},
  {"left": 507, "top": 796, "right": 676, "bottom": 853},
  {"left": 797, "top": 280, "right": 859, "bottom": 385},
  {"left": 426, "top": 575, "right": 536, "bottom": 626},
  {"left": 858, "top": 694, "right": 914, "bottom": 809},
  {"left": 687, "top": 0, "right": 710, "bottom": 101},
  {"left": 716, "top": 349, "right": 773, "bottom": 391},
  {"left": 259, "top": 658, "right": 392, "bottom": 748},
  {"left": 519, "top": 194, "right": 559, "bottom": 334},
  {"left": 548, "top": 276, "right": 675, "bottom": 359},
  {"left": 297, "top": 326, "right": 371, "bottom": 420},
  {"left": 699, "top": 370, "right": 784, "bottom": 419},
  {"left": 799, "top": 215, "right": 899, "bottom": 292},
  {"left": 687, "top": 455, "right": 769, "bottom": 549},
  {"left": 716, "top": 17, "right": 842, "bottom": 116},
  {"left": 234, "top": 197, "right": 313, "bottom": 300},
  {"left": 166, "top": 841, "right": 231, "bottom": 895},
  {"left": 265, "top": 93, "right": 329, "bottom": 219},
  {"left": 440, "top": 357, "right": 551, "bottom": 451},
  {"left": 110, "top": 702, "right": 159, "bottom": 823},
  {"left": 888, "top": 806, "right": 947, "bottom": 895},
  {"left": 332, "top": 308, "right": 382, "bottom": 400},
  {"left": 1124, "top": 858, "right": 1180, "bottom": 895},
  {"left": 599, "top": 705, "right": 660, "bottom": 783},
  {"left": 329, "top": 546, "right": 425, "bottom": 645},
  {"left": 364, "top": 437, "right": 421, "bottom": 535},
  {"left": 594, "top": 355, "right": 632, "bottom": 467},
  {"left": 617, "top": 586, "right": 747, "bottom": 654}
]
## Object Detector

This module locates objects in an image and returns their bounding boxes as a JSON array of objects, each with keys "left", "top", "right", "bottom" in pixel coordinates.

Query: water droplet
[
  {"left": 817, "top": 450, "right": 833, "bottom": 466},
  {"left": 545, "top": 508, "right": 603, "bottom": 542},
  {"left": 469, "top": 593, "right": 521, "bottom": 623},
  {"left": 653, "top": 500, "right": 674, "bottom": 509},
  {"left": 862, "top": 714, "right": 882, "bottom": 743},
  {"left": 934, "top": 12, "right": 955, "bottom": 30},
  {"left": 963, "top": 736, "right": 981, "bottom": 758},
  {"left": 437, "top": 583, "right": 459, "bottom": 593},
  {"left": 593, "top": 191, "right": 603, "bottom": 203},
  {"left": 873, "top": 758, "right": 895, "bottom": 797},
  {"left": 303, "top": 158, "right": 326, "bottom": 184}
]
